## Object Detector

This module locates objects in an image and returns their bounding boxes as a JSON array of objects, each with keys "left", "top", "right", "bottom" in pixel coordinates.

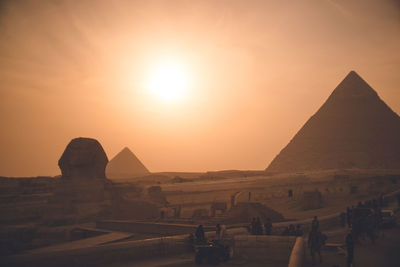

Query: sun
[{"left": 147, "top": 60, "right": 190, "bottom": 102}]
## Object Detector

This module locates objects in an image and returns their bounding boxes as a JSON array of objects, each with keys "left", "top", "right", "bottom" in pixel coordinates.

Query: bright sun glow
[{"left": 147, "top": 60, "right": 190, "bottom": 102}]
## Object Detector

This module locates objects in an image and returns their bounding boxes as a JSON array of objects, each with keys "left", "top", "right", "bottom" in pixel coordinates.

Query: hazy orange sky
[{"left": 1, "top": 0, "right": 399, "bottom": 177}]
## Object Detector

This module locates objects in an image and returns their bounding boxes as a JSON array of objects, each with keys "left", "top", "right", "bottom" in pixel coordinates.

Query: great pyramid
[
  {"left": 266, "top": 71, "right": 400, "bottom": 172},
  {"left": 106, "top": 147, "right": 150, "bottom": 179}
]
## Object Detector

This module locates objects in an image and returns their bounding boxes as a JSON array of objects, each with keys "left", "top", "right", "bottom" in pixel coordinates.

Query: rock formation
[
  {"left": 266, "top": 71, "right": 400, "bottom": 172},
  {"left": 58, "top": 137, "right": 108, "bottom": 179},
  {"left": 106, "top": 147, "right": 149, "bottom": 179}
]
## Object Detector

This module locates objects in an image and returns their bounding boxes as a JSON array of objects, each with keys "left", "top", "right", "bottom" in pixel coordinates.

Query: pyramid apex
[
  {"left": 348, "top": 70, "right": 357, "bottom": 75},
  {"left": 331, "top": 70, "right": 377, "bottom": 98}
]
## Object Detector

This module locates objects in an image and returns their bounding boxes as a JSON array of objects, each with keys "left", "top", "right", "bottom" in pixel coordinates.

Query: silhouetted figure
[
  {"left": 308, "top": 229, "right": 323, "bottom": 265},
  {"left": 248, "top": 192, "right": 252, "bottom": 201},
  {"left": 255, "top": 217, "right": 263, "bottom": 235},
  {"left": 378, "top": 193, "right": 384, "bottom": 207},
  {"left": 282, "top": 226, "right": 290, "bottom": 236},
  {"left": 288, "top": 189, "right": 293, "bottom": 199},
  {"left": 264, "top": 217, "right": 272, "bottom": 235},
  {"left": 216, "top": 224, "right": 221, "bottom": 239},
  {"left": 175, "top": 206, "right": 181, "bottom": 218},
  {"left": 340, "top": 212, "right": 346, "bottom": 227},
  {"left": 288, "top": 224, "right": 296, "bottom": 236},
  {"left": 372, "top": 198, "right": 377, "bottom": 210},
  {"left": 220, "top": 224, "right": 227, "bottom": 241},
  {"left": 365, "top": 213, "right": 376, "bottom": 244},
  {"left": 189, "top": 233, "right": 195, "bottom": 251},
  {"left": 345, "top": 232, "right": 354, "bottom": 267},
  {"left": 347, "top": 207, "right": 353, "bottom": 227},
  {"left": 295, "top": 224, "right": 303, "bottom": 237},
  {"left": 312, "top": 216, "right": 319, "bottom": 231},
  {"left": 195, "top": 224, "right": 206, "bottom": 244},
  {"left": 250, "top": 217, "right": 257, "bottom": 235}
]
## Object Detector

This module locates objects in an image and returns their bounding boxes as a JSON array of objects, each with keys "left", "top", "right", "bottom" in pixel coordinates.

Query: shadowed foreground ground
[
  {"left": 112, "top": 227, "right": 400, "bottom": 267},
  {"left": 305, "top": 226, "right": 400, "bottom": 267}
]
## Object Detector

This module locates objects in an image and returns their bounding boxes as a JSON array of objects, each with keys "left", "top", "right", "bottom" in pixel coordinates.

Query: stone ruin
[
  {"left": 211, "top": 202, "right": 228, "bottom": 216},
  {"left": 58, "top": 137, "right": 108, "bottom": 180}
]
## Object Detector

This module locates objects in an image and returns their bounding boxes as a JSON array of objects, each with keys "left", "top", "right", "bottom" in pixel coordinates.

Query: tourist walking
[
  {"left": 308, "top": 229, "right": 323, "bottom": 265},
  {"left": 195, "top": 224, "right": 206, "bottom": 244},
  {"left": 312, "top": 216, "right": 319, "bottom": 231},
  {"left": 216, "top": 224, "right": 221, "bottom": 239},
  {"left": 255, "top": 217, "right": 263, "bottom": 235}
]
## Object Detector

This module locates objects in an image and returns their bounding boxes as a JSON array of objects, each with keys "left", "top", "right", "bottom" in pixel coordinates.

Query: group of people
[
  {"left": 249, "top": 217, "right": 304, "bottom": 237},
  {"left": 249, "top": 217, "right": 272, "bottom": 235},
  {"left": 194, "top": 224, "right": 206, "bottom": 245},
  {"left": 340, "top": 195, "right": 387, "bottom": 245},
  {"left": 193, "top": 223, "right": 228, "bottom": 246},
  {"left": 340, "top": 195, "right": 390, "bottom": 267},
  {"left": 281, "top": 223, "right": 303, "bottom": 236},
  {"left": 193, "top": 193, "right": 393, "bottom": 266},
  {"left": 343, "top": 195, "right": 385, "bottom": 225}
]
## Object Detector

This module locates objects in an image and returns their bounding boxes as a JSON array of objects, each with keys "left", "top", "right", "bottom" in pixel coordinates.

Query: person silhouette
[{"left": 195, "top": 224, "right": 206, "bottom": 244}]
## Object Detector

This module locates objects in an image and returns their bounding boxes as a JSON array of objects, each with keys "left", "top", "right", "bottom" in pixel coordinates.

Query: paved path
[{"left": 27, "top": 231, "right": 134, "bottom": 254}]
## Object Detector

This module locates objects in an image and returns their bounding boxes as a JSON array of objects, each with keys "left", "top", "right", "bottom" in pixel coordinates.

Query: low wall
[
  {"left": 288, "top": 237, "right": 305, "bottom": 267},
  {"left": 96, "top": 220, "right": 214, "bottom": 236},
  {"left": 233, "top": 235, "right": 296, "bottom": 264}
]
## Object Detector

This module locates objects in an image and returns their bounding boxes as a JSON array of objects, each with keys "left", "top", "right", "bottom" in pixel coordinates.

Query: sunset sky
[{"left": 0, "top": 0, "right": 399, "bottom": 177}]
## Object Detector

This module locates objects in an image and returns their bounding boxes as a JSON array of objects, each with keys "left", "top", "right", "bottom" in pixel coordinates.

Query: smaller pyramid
[{"left": 106, "top": 147, "right": 150, "bottom": 179}]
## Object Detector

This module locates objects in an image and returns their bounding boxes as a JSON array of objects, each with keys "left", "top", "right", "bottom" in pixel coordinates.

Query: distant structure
[
  {"left": 106, "top": 147, "right": 150, "bottom": 179},
  {"left": 267, "top": 71, "right": 400, "bottom": 172},
  {"left": 58, "top": 137, "right": 108, "bottom": 179}
]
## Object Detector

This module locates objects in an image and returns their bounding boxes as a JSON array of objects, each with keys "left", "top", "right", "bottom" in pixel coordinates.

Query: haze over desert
[{"left": 1, "top": 1, "right": 400, "bottom": 267}]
